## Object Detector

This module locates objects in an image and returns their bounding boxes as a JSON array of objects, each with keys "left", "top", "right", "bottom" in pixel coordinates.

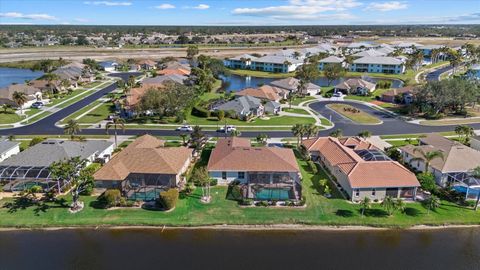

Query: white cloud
[
  {"left": 83, "top": 1, "right": 132, "bottom": 6},
  {"left": 0, "top": 12, "right": 57, "bottom": 20},
  {"left": 365, "top": 1, "right": 407, "bottom": 12},
  {"left": 193, "top": 4, "right": 210, "bottom": 10},
  {"left": 232, "top": 0, "right": 361, "bottom": 20},
  {"left": 155, "top": 4, "right": 175, "bottom": 10}
]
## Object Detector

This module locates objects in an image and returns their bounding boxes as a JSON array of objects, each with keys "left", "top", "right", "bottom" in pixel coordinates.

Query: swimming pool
[
  {"left": 453, "top": 185, "right": 480, "bottom": 197},
  {"left": 255, "top": 188, "right": 291, "bottom": 201}
]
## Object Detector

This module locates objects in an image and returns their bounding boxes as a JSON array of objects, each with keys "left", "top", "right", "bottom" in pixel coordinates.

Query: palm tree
[
  {"left": 7, "top": 134, "right": 15, "bottom": 141},
  {"left": 455, "top": 125, "right": 475, "bottom": 145},
  {"left": 12, "top": 91, "right": 28, "bottom": 115},
  {"left": 106, "top": 117, "right": 125, "bottom": 148},
  {"left": 329, "top": 129, "right": 343, "bottom": 138},
  {"left": 357, "top": 130, "right": 372, "bottom": 139},
  {"left": 412, "top": 148, "right": 444, "bottom": 173},
  {"left": 230, "top": 130, "right": 241, "bottom": 137},
  {"left": 180, "top": 133, "right": 188, "bottom": 145},
  {"left": 305, "top": 124, "right": 319, "bottom": 139},
  {"left": 472, "top": 166, "right": 480, "bottom": 211},
  {"left": 424, "top": 195, "right": 440, "bottom": 214},
  {"left": 64, "top": 119, "right": 81, "bottom": 139},
  {"left": 291, "top": 124, "right": 306, "bottom": 146},
  {"left": 395, "top": 199, "right": 406, "bottom": 214},
  {"left": 381, "top": 196, "right": 396, "bottom": 216},
  {"left": 360, "top": 197, "right": 371, "bottom": 217}
]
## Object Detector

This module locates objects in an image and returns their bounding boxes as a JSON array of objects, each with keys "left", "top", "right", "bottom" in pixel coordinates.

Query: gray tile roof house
[
  {"left": 264, "top": 101, "right": 281, "bottom": 114},
  {"left": 0, "top": 140, "right": 20, "bottom": 162},
  {"left": 270, "top": 77, "right": 321, "bottom": 95},
  {"left": 214, "top": 96, "right": 263, "bottom": 118},
  {"left": 352, "top": 49, "right": 387, "bottom": 58},
  {"left": 319, "top": 56, "right": 344, "bottom": 64},
  {"left": 142, "top": 74, "right": 187, "bottom": 85},
  {"left": 353, "top": 56, "right": 404, "bottom": 65},
  {"left": 0, "top": 140, "right": 114, "bottom": 168}
]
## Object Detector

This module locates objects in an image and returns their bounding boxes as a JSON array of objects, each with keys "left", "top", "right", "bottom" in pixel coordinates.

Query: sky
[{"left": 0, "top": 0, "right": 479, "bottom": 25}]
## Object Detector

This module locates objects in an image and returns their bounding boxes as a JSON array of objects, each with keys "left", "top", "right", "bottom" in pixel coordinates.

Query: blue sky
[{"left": 0, "top": 0, "right": 479, "bottom": 25}]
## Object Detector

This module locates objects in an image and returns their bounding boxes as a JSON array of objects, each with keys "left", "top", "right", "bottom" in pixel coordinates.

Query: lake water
[
  {"left": 0, "top": 67, "right": 44, "bottom": 88},
  {"left": 0, "top": 228, "right": 478, "bottom": 270},
  {"left": 220, "top": 74, "right": 404, "bottom": 92}
]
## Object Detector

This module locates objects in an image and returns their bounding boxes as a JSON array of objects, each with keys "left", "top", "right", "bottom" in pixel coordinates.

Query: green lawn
[
  {"left": 0, "top": 110, "right": 22, "bottom": 124},
  {"left": 0, "top": 154, "right": 479, "bottom": 228},
  {"left": 77, "top": 102, "right": 116, "bottom": 123},
  {"left": 385, "top": 139, "right": 420, "bottom": 147},
  {"left": 419, "top": 118, "right": 480, "bottom": 126},
  {"left": 283, "top": 108, "right": 311, "bottom": 115},
  {"left": 327, "top": 104, "right": 381, "bottom": 124},
  {"left": 60, "top": 101, "right": 103, "bottom": 124},
  {"left": 21, "top": 111, "right": 51, "bottom": 124},
  {"left": 186, "top": 114, "right": 316, "bottom": 126},
  {"left": 319, "top": 118, "right": 332, "bottom": 126},
  {"left": 290, "top": 96, "right": 316, "bottom": 105},
  {"left": 344, "top": 89, "right": 389, "bottom": 102}
]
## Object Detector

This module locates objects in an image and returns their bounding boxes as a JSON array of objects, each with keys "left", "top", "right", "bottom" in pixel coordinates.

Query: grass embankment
[
  {"left": 327, "top": 104, "right": 381, "bottom": 124},
  {"left": 0, "top": 59, "right": 67, "bottom": 70},
  {"left": 419, "top": 118, "right": 480, "bottom": 126},
  {"left": 290, "top": 96, "right": 316, "bottom": 106},
  {"left": 76, "top": 102, "right": 115, "bottom": 124},
  {"left": 0, "top": 110, "right": 22, "bottom": 124},
  {"left": 283, "top": 108, "right": 311, "bottom": 115},
  {"left": 1, "top": 155, "right": 479, "bottom": 228}
]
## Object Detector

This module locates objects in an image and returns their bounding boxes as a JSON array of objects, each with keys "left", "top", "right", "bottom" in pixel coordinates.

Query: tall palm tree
[
  {"left": 412, "top": 148, "right": 444, "bottom": 174},
  {"left": 106, "top": 117, "right": 125, "bottom": 148},
  {"left": 425, "top": 195, "right": 440, "bottom": 214},
  {"left": 64, "top": 119, "right": 81, "bottom": 139},
  {"left": 291, "top": 124, "right": 303, "bottom": 146},
  {"left": 357, "top": 130, "right": 372, "bottom": 139},
  {"left": 381, "top": 196, "right": 396, "bottom": 216},
  {"left": 305, "top": 124, "right": 319, "bottom": 139},
  {"left": 329, "top": 129, "right": 343, "bottom": 138},
  {"left": 454, "top": 125, "right": 474, "bottom": 145},
  {"left": 360, "top": 197, "right": 371, "bottom": 217},
  {"left": 12, "top": 91, "right": 28, "bottom": 115}
]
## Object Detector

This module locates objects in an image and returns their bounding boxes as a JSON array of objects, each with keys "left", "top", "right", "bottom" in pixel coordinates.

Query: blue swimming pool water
[
  {"left": 255, "top": 188, "right": 290, "bottom": 200},
  {"left": 453, "top": 186, "right": 480, "bottom": 196}
]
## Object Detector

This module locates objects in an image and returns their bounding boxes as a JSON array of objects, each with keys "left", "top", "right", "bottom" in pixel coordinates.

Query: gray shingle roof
[
  {"left": 319, "top": 56, "right": 344, "bottom": 63},
  {"left": 0, "top": 140, "right": 113, "bottom": 167},
  {"left": 270, "top": 77, "right": 320, "bottom": 92},
  {"left": 353, "top": 56, "right": 403, "bottom": 65},
  {"left": 215, "top": 96, "right": 261, "bottom": 115},
  {"left": 253, "top": 55, "right": 303, "bottom": 65},
  {"left": 142, "top": 74, "right": 187, "bottom": 85}
]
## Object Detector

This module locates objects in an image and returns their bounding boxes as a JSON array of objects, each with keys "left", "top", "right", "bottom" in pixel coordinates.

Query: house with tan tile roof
[
  {"left": 94, "top": 135, "right": 192, "bottom": 201},
  {"left": 401, "top": 134, "right": 480, "bottom": 187},
  {"left": 235, "top": 85, "right": 282, "bottom": 102},
  {"left": 303, "top": 137, "right": 419, "bottom": 202},
  {"left": 208, "top": 137, "right": 301, "bottom": 201}
]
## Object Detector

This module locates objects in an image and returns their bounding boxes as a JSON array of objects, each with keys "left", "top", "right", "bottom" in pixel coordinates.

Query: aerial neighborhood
[{"left": 0, "top": 25, "right": 480, "bottom": 230}]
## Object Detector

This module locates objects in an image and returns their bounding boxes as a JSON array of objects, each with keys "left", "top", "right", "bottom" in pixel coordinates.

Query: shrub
[
  {"left": 240, "top": 198, "right": 254, "bottom": 206},
  {"left": 230, "top": 185, "right": 243, "bottom": 201},
  {"left": 99, "top": 189, "right": 122, "bottom": 208},
  {"left": 29, "top": 137, "right": 45, "bottom": 147},
  {"left": 298, "top": 196, "right": 306, "bottom": 206},
  {"left": 192, "top": 106, "right": 210, "bottom": 118},
  {"left": 417, "top": 172, "right": 437, "bottom": 192},
  {"left": 257, "top": 201, "right": 269, "bottom": 207},
  {"left": 307, "top": 160, "right": 318, "bottom": 174},
  {"left": 158, "top": 189, "right": 179, "bottom": 210}
]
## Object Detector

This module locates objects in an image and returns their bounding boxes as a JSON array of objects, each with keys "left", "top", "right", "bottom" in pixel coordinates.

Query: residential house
[
  {"left": 224, "top": 54, "right": 258, "bottom": 69},
  {"left": 207, "top": 137, "right": 301, "bottom": 201},
  {"left": 318, "top": 56, "right": 345, "bottom": 71},
  {"left": 158, "top": 61, "right": 191, "bottom": 76},
  {"left": 303, "top": 136, "right": 419, "bottom": 202},
  {"left": 381, "top": 86, "right": 415, "bottom": 104},
  {"left": 137, "top": 59, "right": 157, "bottom": 70},
  {"left": 270, "top": 77, "right": 321, "bottom": 96},
  {"left": 393, "top": 42, "right": 423, "bottom": 53},
  {"left": 401, "top": 134, "right": 480, "bottom": 186},
  {"left": 344, "top": 42, "right": 378, "bottom": 53},
  {"left": 0, "top": 140, "right": 20, "bottom": 162},
  {"left": 29, "top": 79, "right": 62, "bottom": 94},
  {"left": 349, "top": 56, "right": 405, "bottom": 74},
  {"left": 264, "top": 101, "right": 282, "bottom": 115},
  {"left": 235, "top": 85, "right": 282, "bottom": 102},
  {"left": 418, "top": 45, "right": 447, "bottom": 61},
  {"left": 250, "top": 55, "right": 303, "bottom": 73},
  {"left": 0, "top": 139, "right": 114, "bottom": 192},
  {"left": 94, "top": 135, "right": 192, "bottom": 201},
  {"left": 0, "top": 84, "right": 42, "bottom": 107},
  {"left": 98, "top": 61, "right": 119, "bottom": 72},
  {"left": 142, "top": 74, "right": 187, "bottom": 86},
  {"left": 214, "top": 96, "right": 264, "bottom": 119},
  {"left": 334, "top": 78, "right": 376, "bottom": 95},
  {"left": 53, "top": 62, "right": 93, "bottom": 86}
]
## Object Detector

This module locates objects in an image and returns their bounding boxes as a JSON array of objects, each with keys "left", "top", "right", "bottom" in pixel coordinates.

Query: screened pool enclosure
[{"left": 0, "top": 165, "right": 66, "bottom": 192}]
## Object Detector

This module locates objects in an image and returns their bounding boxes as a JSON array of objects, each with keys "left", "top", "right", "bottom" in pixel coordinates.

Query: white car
[
  {"left": 219, "top": 125, "right": 236, "bottom": 133},
  {"left": 333, "top": 92, "right": 344, "bottom": 98},
  {"left": 176, "top": 125, "right": 193, "bottom": 132}
]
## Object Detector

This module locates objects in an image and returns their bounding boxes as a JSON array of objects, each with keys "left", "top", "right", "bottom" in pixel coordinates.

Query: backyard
[
  {"left": 0, "top": 154, "right": 479, "bottom": 228},
  {"left": 327, "top": 103, "right": 381, "bottom": 124}
]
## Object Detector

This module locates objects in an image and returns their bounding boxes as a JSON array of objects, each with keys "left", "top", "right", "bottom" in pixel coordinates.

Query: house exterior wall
[
  {"left": 0, "top": 144, "right": 20, "bottom": 162},
  {"left": 209, "top": 171, "right": 299, "bottom": 185},
  {"left": 349, "top": 63, "right": 405, "bottom": 74},
  {"left": 402, "top": 151, "right": 448, "bottom": 186}
]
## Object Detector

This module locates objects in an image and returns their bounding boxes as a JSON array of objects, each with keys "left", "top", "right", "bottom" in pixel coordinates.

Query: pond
[
  {"left": 0, "top": 228, "right": 478, "bottom": 270},
  {"left": 0, "top": 67, "right": 44, "bottom": 88},
  {"left": 220, "top": 74, "right": 404, "bottom": 92}
]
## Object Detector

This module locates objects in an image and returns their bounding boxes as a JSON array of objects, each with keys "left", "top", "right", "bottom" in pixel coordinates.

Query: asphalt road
[
  {"left": 425, "top": 65, "right": 453, "bottom": 82},
  {"left": 1, "top": 72, "right": 479, "bottom": 138}
]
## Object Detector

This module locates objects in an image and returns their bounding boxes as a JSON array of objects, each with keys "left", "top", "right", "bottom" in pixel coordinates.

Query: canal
[{"left": 0, "top": 228, "right": 478, "bottom": 270}]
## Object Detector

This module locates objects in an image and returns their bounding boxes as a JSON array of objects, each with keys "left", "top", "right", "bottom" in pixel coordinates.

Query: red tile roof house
[
  {"left": 94, "top": 135, "right": 193, "bottom": 201},
  {"left": 207, "top": 137, "right": 302, "bottom": 201},
  {"left": 381, "top": 86, "right": 415, "bottom": 104},
  {"left": 302, "top": 136, "right": 419, "bottom": 202}
]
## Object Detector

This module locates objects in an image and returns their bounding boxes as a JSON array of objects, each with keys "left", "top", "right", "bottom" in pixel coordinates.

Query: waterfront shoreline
[{"left": 1, "top": 224, "right": 479, "bottom": 232}]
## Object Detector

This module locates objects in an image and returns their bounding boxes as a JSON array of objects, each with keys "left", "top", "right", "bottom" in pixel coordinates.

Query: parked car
[
  {"left": 218, "top": 125, "right": 237, "bottom": 133},
  {"left": 176, "top": 125, "right": 193, "bottom": 132},
  {"left": 333, "top": 92, "right": 344, "bottom": 98},
  {"left": 30, "top": 101, "right": 44, "bottom": 109}
]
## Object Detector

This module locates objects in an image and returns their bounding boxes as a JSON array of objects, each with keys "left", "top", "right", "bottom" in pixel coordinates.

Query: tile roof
[
  {"left": 207, "top": 137, "right": 300, "bottom": 172},
  {"left": 0, "top": 140, "right": 19, "bottom": 154},
  {"left": 319, "top": 56, "right": 344, "bottom": 64},
  {"left": 0, "top": 84, "right": 41, "bottom": 101},
  {"left": 335, "top": 78, "right": 376, "bottom": 91},
  {"left": 270, "top": 77, "right": 320, "bottom": 92},
  {"left": 215, "top": 96, "right": 262, "bottom": 115},
  {"left": 303, "top": 137, "right": 419, "bottom": 188},
  {"left": 235, "top": 85, "right": 281, "bottom": 101},
  {"left": 352, "top": 49, "right": 387, "bottom": 58},
  {"left": 94, "top": 135, "right": 192, "bottom": 181}
]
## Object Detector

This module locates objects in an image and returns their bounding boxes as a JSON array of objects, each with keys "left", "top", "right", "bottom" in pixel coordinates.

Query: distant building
[
  {"left": 318, "top": 56, "right": 345, "bottom": 71},
  {"left": 349, "top": 56, "right": 405, "bottom": 74},
  {"left": 98, "top": 61, "right": 119, "bottom": 72}
]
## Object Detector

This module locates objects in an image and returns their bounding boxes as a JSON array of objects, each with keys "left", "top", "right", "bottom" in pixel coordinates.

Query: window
[
  {"left": 372, "top": 189, "right": 376, "bottom": 196},
  {"left": 355, "top": 189, "right": 360, "bottom": 197},
  {"left": 222, "top": 172, "right": 227, "bottom": 180},
  {"left": 238, "top": 172, "right": 245, "bottom": 179}
]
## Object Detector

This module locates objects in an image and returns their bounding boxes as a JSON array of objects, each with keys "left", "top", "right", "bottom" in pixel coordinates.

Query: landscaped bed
[
  {"left": 0, "top": 155, "right": 479, "bottom": 228},
  {"left": 327, "top": 104, "right": 381, "bottom": 124}
]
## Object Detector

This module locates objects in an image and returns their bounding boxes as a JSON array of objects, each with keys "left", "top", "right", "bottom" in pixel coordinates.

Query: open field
[
  {"left": 0, "top": 154, "right": 478, "bottom": 228},
  {"left": 327, "top": 104, "right": 381, "bottom": 124}
]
